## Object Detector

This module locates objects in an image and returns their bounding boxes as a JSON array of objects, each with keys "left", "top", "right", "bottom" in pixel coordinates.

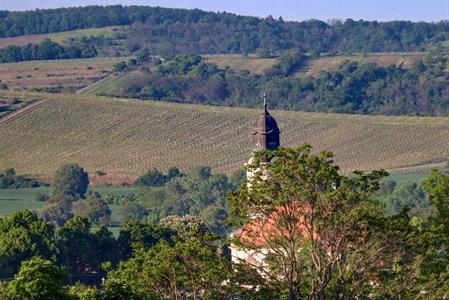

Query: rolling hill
[
  {"left": 0, "top": 53, "right": 428, "bottom": 96},
  {"left": 0, "top": 92, "right": 448, "bottom": 182}
]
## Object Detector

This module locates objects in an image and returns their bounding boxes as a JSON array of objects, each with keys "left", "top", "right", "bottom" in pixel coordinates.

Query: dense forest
[
  {"left": 124, "top": 16, "right": 449, "bottom": 55},
  {"left": 1, "top": 5, "right": 449, "bottom": 54},
  {"left": 109, "top": 52, "right": 449, "bottom": 116}
]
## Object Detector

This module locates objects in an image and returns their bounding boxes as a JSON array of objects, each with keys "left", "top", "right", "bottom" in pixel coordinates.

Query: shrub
[
  {"left": 134, "top": 168, "right": 168, "bottom": 187},
  {"left": 34, "top": 193, "right": 49, "bottom": 202},
  {"left": 112, "top": 61, "right": 127, "bottom": 72}
]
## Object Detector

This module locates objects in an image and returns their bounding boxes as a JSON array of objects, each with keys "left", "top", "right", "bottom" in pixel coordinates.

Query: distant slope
[
  {"left": 0, "top": 27, "right": 120, "bottom": 48},
  {"left": 301, "top": 52, "right": 424, "bottom": 77},
  {"left": 1, "top": 92, "right": 449, "bottom": 177},
  {"left": 0, "top": 33, "right": 49, "bottom": 49},
  {"left": 204, "top": 55, "right": 278, "bottom": 75},
  {"left": 177, "top": 53, "right": 425, "bottom": 77},
  {"left": 0, "top": 57, "right": 122, "bottom": 92},
  {"left": 81, "top": 52, "right": 447, "bottom": 116},
  {"left": 1, "top": 6, "right": 448, "bottom": 54}
]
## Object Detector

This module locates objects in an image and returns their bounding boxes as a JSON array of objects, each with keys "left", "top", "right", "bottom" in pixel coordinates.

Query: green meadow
[{"left": 0, "top": 186, "right": 137, "bottom": 219}]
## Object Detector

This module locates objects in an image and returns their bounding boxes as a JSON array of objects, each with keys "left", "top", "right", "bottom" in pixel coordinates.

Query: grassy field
[
  {"left": 202, "top": 53, "right": 425, "bottom": 77},
  {"left": 0, "top": 187, "right": 49, "bottom": 216},
  {"left": 301, "top": 53, "right": 424, "bottom": 77},
  {"left": 0, "top": 92, "right": 448, "bottom": 178},
  {"left": 204, "top": 54, "right": 278, "bottom": 74},
  {"left": 47, "top": 27, "right": 120, "bottom": 43},
  {"left": 0, "top": 185, "right": 124, "bottom": 235},
  {"left": 0, "top": 26, "right": 121, "bottom": 48},
  {"left": 0, "top": 186, "right": 137, "bottom": 219},
  {"left": 0, "top": 57, "right": 123, "bottom": 92},
  {"left": 386, "top": 172, "right": 430, "bottom": 183}
]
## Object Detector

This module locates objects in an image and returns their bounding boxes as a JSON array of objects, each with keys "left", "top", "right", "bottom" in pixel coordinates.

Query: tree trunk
[{"left": 288, "top": 283, "right": 300, "bottom": 300}]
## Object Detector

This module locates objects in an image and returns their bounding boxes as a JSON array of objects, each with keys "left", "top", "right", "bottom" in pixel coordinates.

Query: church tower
[
  {"left": 253, "top": 95, "right": 280, "bottom": 151},
  {"left": 246, "top": 95, "right": 280, "bottom": 190},
  {"left": 230, "top": 96, "right": 282, "bottom": 266}
]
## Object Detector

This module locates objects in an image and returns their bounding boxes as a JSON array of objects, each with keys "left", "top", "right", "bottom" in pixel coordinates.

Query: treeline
[
  {"left": 40, "top": 163, "right": 243, "bottom": 238},
  {"left": 133, "top": 166, "right": 183, "bottom": 187},
  {"left": 1, "top": 5, "right": 449, "bottom": 54},
  {"left": 0, "top": 39, "right": 97, "bottom": 63},
  {"left": 112, "top": 52, "right": 449, "bottom": 116},
  {"left": 130, "top": 166, "right": 244, "bottom": 237},
  {"left": 0, "top": 168, "right": 43, "bottom": 188},
  {"left": 377, "top": 180, "right": 431, "bottom": 216},
  {"left": 0, "top": 6, "right": 145, "bottom": 37},
  {"left": 0, "top": 210, "right": 230, "bottom": 296},
  {"left": 0, "top": 162, "right": 242, "bottom": 296},
  {"left": 126, "top": 16, "right": 449, "bottom": 55}
]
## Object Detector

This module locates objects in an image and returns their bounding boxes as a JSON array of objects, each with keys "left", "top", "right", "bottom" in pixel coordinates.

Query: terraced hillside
[{"left": 0, "top": 92, "right": 449, "bottom": 178}]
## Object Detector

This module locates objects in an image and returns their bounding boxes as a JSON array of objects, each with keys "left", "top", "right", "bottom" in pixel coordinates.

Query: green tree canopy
[
  {"left": 57, "top": 216, "right": 118, "bottom": 284},
  {"left": 384, "top": 181, "right": 429, "bottom": 213},
  {"left": 134, "top": 168, "right": 169, "bottom": 187},
  {"left": 0, "top": 210, "right": 57, "bottom": 279},
  {"left": 228, "top": 144, "right": 405, "bottom": 299},
  {"left": 0, "top": 167, "right": 42, "bottom": 189},
  {"left": 53, "top": 164, "right": 89, "bottom": 199},
  {"left": 6, "top": 256, "right": 66, "bottom": 300},
  {"left": 67, "top": 283, "right": 100, "bottom": 300},
  {"left": 160, "top": 215, "right": 210, "bottom": 239},
  {"left": 73, "top": 191, "right": 111, "bottom": 226},
  {"left": 117, "top": 220, "right": 172, "bottom": 258},
  {"left": 420, "top": 168, "right": 449, "bottom": 280},
  {"left": 118, "top": 201, "right": 149, "bottom": 222},
  {"left": 137, "top": 166, "right": 232, "bottom": 237},
  {"left": 40, "top": 195, "right": 74, "bottom": 226},
  {"left": 105, "top": 233, "right": 230, "bottom": 299}
]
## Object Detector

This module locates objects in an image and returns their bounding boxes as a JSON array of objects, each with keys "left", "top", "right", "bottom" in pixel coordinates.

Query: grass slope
[
  {"left": 0, "top": 92, "right": 448, "bottom": 177},
  {"left": 204, "top": 55, "right": 278, "bottom": 74},
  {"left": 0, "top": 187, "right": 50, "bottom": 216},
  {"left": 300, "top": 53, "right": 424, "bottom": 77},
  {"left": 203, "top": 53, "right": 424, "bottom": 77},
  {"left": 0, "top": 57, "right": 123, "bottom": 92},
  {"left": 0, "top": 26, "right": 120, "bottom": 48},
  {"left": 47, "top": 27, "right": 119, "bottom": 43},
  {"left": 82, "top": 73, "right": 136, "bottom": 96}
]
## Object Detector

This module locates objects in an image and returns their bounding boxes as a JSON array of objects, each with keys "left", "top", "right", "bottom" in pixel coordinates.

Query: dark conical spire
[{"left": 253, "top": 93, "right": 280, "bottom": 151}]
